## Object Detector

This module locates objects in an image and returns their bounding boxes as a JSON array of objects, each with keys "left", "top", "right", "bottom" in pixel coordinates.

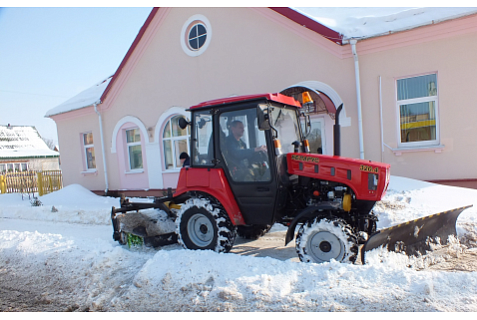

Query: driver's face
[{"left": 231, "top": 122, "right": 244, "bottom": 139}]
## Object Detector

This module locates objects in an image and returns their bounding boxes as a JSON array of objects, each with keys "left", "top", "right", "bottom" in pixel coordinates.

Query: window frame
[
  {"left": 125, "top": 128, "right": 143, "bottom": 171},
  {"left": 187, "top": 22, "right": 207, "bottom": 51},
  {"left": 396, "top": 73, "right": 440, "bottom": 148},
  {"left": 82, "top": 132, "right": 96, "bottom": 171}
]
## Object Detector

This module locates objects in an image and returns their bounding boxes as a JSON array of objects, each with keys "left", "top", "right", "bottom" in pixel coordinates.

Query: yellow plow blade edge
[{"left": 363, "top": 205, "right": 473, "bottom": 260}]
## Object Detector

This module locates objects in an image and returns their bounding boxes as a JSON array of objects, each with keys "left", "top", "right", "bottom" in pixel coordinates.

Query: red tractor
[{"left": 112, "top": 93, "right": 470, "bottom": 263}]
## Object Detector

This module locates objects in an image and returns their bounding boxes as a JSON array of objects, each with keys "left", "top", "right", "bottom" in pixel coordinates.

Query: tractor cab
[{"left": 182, "top": 93, "right": 306, "bottom": 226}]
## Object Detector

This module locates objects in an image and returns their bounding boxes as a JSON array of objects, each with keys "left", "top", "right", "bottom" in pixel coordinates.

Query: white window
[
  {"left": 397, "top": 74, "right": 439, "bottom": 147},
  {"left": 83, "top": 132, "right": 96, "bottom": 170},
  {"left": 163, "top": 116, "right": 190, "bottom": 170},
  {"left": 181, "top": 14, "right": 212, "bottom": 57},
  {"left": 126, "top": 129, "right": 143, "bottom": 170}
]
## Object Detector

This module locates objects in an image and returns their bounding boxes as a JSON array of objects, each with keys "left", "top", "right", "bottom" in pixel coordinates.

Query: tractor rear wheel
[
  {"left": 296, "top": 218, "right": 357, "bottom": 264},
  {"left": 176, "top": 197, "right": 236, "bottom": 253}
]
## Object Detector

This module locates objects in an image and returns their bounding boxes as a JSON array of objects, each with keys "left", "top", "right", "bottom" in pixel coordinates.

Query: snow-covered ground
[{"left": 1, "top": 176, "right": 477, "bottom": 311}]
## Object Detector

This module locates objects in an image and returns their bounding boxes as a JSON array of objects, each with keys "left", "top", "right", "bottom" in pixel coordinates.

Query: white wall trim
[
  {"left": 180, "top": 14, "right": 213, "bottom": 57},
  {"left": 110, "top": 116, "right": 149, "bottom": 154},
  {"left": 282, "top": 81, "right": 351, "bottom": 127},
  {"left": 147, "top": 107, "right": 189, "bottom": 189}
]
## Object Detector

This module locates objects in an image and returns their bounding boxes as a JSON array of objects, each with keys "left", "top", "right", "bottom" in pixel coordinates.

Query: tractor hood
[{"left": 287, "top": 152, "right": 391, "bottom": 202}]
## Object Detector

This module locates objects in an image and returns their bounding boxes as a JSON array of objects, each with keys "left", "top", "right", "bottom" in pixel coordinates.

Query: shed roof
[{"left": 0, "top": 125, "right": 59, "bottom": 159}]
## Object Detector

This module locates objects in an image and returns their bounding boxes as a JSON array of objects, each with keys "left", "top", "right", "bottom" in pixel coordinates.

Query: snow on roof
[
  {"left": 294, "top": 7, "right": 477, "bottom": 40},
  {"left": 0, "top": 125, "right": 59, "bottom": 159},
  {"left": 45, "top": 76, "right": 113, "bottom": 117}
]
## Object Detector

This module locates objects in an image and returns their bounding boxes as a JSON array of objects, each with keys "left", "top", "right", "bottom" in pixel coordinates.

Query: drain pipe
[
  {"left": 379, "top": 76, "right": 385, "bottom": 163},
  {"left": 350, "top": 39, "right": 365, "bottom": 160},
  {"left": 94, "top": 102, "right": 109, "bottom": 194},
  {"left": 333, "top": 104, "right": 343, "bottom": 156}
]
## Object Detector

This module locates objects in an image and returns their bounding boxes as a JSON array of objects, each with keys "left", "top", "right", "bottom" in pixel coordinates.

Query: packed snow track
[{"left": 1, "top": 178, "right": 477, "bottom": 311}]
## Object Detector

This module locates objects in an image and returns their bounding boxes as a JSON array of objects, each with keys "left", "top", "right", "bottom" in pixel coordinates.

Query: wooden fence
[{"left": 0, "top": 170, "right": 63, "bottom": 196}]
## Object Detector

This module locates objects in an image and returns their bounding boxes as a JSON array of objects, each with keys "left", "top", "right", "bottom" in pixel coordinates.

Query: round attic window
[
  {"left": 187, "top": 23, "right": 207, "bottom": 50},
  {"left": 181, "top": 15, "right": 212, "bottom": 57}
]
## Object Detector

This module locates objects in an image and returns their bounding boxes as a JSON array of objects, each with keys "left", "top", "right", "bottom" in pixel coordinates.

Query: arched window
[{"left": 163, "top": 115, "right": 190, "bottom": 170}]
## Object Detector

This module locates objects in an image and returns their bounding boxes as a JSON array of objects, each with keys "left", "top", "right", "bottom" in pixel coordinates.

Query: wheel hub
[
  {"left": 307, "top": 230, "right": 345, "bottom": 263},
  {"left": 319, "top": 241, "right": 332, "bottom": 253},
  {"left": 187, "top": 213, "right": 214, "bottom": 247},
  {"left": 199, "top": 224, "right": 208, "bottom": 234}
]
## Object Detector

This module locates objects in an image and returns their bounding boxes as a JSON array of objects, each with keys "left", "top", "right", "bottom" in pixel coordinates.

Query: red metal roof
[
  {"left": 189, "top": 93, "right": 302, "bottom": 110},
  {"left": 269, "top": 7, "right": 343, "bottom": 45}
]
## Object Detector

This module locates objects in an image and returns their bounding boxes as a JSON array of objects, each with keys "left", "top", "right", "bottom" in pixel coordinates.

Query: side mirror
[
  {"left": 257, "top": 104, "right": 271, "bottom": 131},
  {"left": 178, "top": 117, "right": 190, "bottom": 130},
  {"left": 300, "top": 112, "right": 312, "bottom": 137}
]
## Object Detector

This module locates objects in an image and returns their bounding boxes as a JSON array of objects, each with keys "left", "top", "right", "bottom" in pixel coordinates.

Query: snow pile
[
  {"left": 1, "top": 176, "right": 477, "bottom": 311},
  {"left": 295, "top": 7, "right": 477, "bottom": 40},
  {"left": 0, "top": 184, "right": 119, "bottom": 225}
]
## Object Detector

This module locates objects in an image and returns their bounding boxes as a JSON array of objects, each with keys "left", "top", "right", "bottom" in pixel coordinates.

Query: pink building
[{"left": 46, "top": 7, "right": 477, "bottom": 195}]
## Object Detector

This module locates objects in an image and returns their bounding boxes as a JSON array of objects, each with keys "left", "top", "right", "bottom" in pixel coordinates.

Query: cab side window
[
  {"left": 219, "top": 109, "right": 270, "bottom": 182},
  {"left": 192, "top": 112, "right": 213, "bottom": 166}
]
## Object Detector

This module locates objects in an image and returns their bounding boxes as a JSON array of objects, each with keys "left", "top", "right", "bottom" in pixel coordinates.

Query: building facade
[{"left": 46, "top": 7, "right": 477, "bottom": 194}]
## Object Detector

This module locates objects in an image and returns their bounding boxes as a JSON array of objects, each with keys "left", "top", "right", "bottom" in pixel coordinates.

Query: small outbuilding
[{"left": 0, "top": 124, "right": 60, "bottom": 173}]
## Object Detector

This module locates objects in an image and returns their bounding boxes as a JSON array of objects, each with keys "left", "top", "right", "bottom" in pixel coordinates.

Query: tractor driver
[{"left": 225, "top": 120, "right": 267, "bottom": 181}]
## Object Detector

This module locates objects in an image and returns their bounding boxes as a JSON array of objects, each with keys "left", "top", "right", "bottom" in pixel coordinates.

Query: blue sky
[{"left": 0, "top": 7, "right": 152, "bottom": 144}]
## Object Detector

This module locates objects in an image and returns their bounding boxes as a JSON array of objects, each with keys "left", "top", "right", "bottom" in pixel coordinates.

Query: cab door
[{"left": 216, "top": 105, "right": 278, "bottom": 225}]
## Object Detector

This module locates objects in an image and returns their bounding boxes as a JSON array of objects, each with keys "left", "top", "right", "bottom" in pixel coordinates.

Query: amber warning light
[{"left": 302, "top": 92, "right": 313, "bottom": 104}]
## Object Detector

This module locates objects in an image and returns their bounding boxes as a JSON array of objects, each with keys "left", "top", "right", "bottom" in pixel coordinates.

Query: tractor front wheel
[
  {"left": 176, "top": 197, "right": 236, "bottom": 253},
  {"left": 296, "top": 218, "right": 357, "bottom": 264}
]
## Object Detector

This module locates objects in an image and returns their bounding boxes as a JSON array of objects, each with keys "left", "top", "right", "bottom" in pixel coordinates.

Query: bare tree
[{"left": 42, "top": 137, "right": 57, "bottom": 151}]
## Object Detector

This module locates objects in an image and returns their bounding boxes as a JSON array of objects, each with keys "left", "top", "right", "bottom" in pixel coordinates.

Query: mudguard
[
  {"left": 284, "top": 203, "right": 341, "bottom": 245},
  {"left": 363, "top": 205, "right": 472, "bottom": 262}
]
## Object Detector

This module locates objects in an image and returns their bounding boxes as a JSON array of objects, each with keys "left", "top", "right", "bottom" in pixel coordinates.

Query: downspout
[
  {"left": 94, "top": 102, "right": 109, "bottom": 194},
  {"left": 379, "top": 76, "right": 384, "bottom": 163},
  {"left": 350, "top": 39, "right": 365, "bottom": 160}
]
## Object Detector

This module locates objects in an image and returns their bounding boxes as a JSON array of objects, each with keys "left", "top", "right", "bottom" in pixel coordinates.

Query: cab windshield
[{"left": 269, "top": 105, "right": 302, "bottom": 154}]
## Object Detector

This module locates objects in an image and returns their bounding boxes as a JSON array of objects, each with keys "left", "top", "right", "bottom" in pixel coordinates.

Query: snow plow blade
[{"left": 363, "top": 205, "right": 472, "bottom": 262}]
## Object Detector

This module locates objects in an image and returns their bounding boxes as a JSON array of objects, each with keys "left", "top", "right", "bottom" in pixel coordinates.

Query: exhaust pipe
[{"left": 333, "top": 104, "right": 343, "bottom": 156}]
